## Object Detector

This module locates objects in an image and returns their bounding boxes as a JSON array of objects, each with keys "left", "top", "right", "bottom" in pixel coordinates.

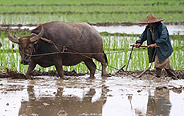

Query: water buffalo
[{"left": 8, "top": 21, "right": 108, "bottom": 78}]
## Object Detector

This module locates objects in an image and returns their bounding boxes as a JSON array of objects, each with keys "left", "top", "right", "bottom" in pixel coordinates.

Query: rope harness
[{"left": 27, "top": 37, "right": 120, "bottom": 71}]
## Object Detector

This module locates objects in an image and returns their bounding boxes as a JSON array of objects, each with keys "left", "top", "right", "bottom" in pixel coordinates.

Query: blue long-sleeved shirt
[{"left": 136, "top": 22, "right": 173, "bottom": 63}]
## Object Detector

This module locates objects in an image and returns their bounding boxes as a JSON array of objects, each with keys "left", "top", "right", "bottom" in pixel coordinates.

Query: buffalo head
[{"left": 8, "top": 26, "right": 44, "bottom": 65}]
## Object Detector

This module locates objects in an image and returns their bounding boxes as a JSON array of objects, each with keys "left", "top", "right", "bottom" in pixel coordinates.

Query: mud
[
  {"left": 0, "top": 68, "right": 87, "bottom": 79},
  {"left": 116, "top": 69, "right": 184, "bottom": 80},
  {"left": 0, "top": 71, "right": 184, "bottom": 116},
  {"left": 0, "top": 68, "right": 184, "bottom": 80}
]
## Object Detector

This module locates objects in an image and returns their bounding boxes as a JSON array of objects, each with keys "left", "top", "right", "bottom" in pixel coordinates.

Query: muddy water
[
  {"left": 0, "top": 74, "right": 183, "bottom": 116},
  {"left": 8, "top": 25, "right": 184, "bottom": 35},
  {"left": 94, "top": 25, "right": 184, "bottom": 35}
]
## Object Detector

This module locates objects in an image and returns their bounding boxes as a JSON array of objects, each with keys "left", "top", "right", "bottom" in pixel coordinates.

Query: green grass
[
  {"left": 0, "top": 0, "right": 184, "bottom": 5},
  {"left": 68, "top": 13, "right": 181, "bottom": 23},
  {"left": 0, "top": 0, "right": 183, "bottom": 24},
  {"left": 0, "top": 4, "right": 183, "bottom": 13},
  {"left": 0, "top": 12, "right": 183, "bottom": 24}
]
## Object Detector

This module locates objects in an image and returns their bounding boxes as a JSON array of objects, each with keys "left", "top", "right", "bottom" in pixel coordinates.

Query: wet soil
[
  {"left": 0, "top": 68, "right": 87, "bottom": 79},
  {"left": 0, "top": 70, "right": 183, "bottom": 116},
  {"left": 0, "top": 68, "right": 183, "bottom": 80},
  {"left": 116, "top": 69, "right": 184, "bottom": 80}
]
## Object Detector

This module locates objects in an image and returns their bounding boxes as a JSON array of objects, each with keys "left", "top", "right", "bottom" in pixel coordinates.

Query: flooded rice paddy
[
  {"left": 94, "top": 25, "right": 184, "bottom": 35},
  {"left": 0, "top": 1, "right": 184, "bottom": 116},
  {"left": 0, "top": 75, "right": 183, "bottom": 116},
  {"left": 1, "top": 25, "right": 183, "bottom": 116},
  {"left": 2, "top": 24, "right": 184, "bottom": 35},
  {"left": 0, "top": 13, "right": 184, "bottom": 116}
]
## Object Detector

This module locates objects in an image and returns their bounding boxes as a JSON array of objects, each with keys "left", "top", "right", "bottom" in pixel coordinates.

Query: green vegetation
[
  {"left": 0, "top": 0, "right": 183, "bottom": 24},
  {"left": 0, "top": 30, "right": 183, "bottom": 73},
  {"left": 0, "top": 0, "right": 184, "bottom": 5}
]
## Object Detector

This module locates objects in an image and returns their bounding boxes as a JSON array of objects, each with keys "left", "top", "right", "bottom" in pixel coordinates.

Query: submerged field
[{"left": 0, "top": 0, "right": 184, "bottom": 74}]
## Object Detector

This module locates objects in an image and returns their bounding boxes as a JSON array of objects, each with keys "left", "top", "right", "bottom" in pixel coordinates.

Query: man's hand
[
  {"left": 148, "top": 43, "right": 157, "bottom": 48},
  {"left": 134, "top": 43, "right": 141, "bottom": 48}
]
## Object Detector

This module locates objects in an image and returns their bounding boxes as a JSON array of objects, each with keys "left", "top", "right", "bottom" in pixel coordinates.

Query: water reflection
[
  {"left": 0, "top": 76, "right": 184, "bottom": 116},
  {"left": 147, "top": 89, "right": 171, "bottom": 116},
  {"left": 19, "top": 87, "right": 107, "bottom": 116}
]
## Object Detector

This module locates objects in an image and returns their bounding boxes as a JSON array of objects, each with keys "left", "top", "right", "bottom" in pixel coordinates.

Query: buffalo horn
[
  {"left": 30, "top": 25, "right": 44, "bottom": 43},
  {"left": 8, "top": 29, "right": 19, "bottom": 44}
]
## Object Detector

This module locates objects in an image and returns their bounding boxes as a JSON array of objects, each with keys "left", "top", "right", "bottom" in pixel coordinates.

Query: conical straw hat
[{"left": 138, "top": 14, "right": 164, "bottom": 24}]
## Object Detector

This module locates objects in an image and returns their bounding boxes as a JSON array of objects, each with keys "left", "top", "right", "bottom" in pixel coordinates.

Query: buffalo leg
[
  {"left": 101, "top": 63, "right": 108, "bottom": 76},
  {"left": 26, "top": 61, "right": 36, "bottom": 78},
  {"left": 95, "top": 53, "right": 108, "bottom": 76},
  {"left": 55, "top": 64, "right": 64, "bottom": 78},
  {"left": 84, "top": 59, "right": 96, "bottom": 78}
]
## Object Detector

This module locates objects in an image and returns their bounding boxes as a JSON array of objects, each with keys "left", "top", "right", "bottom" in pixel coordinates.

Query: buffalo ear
[
  {"left": 8, "top": 29, "right": 19, "bottom": 44},
  {"left": 30, "top": 25, "right": 44, "bottom": 43}
]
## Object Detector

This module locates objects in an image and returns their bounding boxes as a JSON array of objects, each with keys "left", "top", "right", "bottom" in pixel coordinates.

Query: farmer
[{"left": 135, "top": 14, "right": 176, "bottom": 78}]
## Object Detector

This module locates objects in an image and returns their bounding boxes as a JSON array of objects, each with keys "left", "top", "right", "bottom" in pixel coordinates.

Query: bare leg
[
  {"left": 156, "top": 68, "right": 162, "bottom": 77},
  {"left": 165, "top": 65, "right": 177, "bottom": 79},
  {"left": 84, "top": 59, "right": 96, "bottom": 78}
]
